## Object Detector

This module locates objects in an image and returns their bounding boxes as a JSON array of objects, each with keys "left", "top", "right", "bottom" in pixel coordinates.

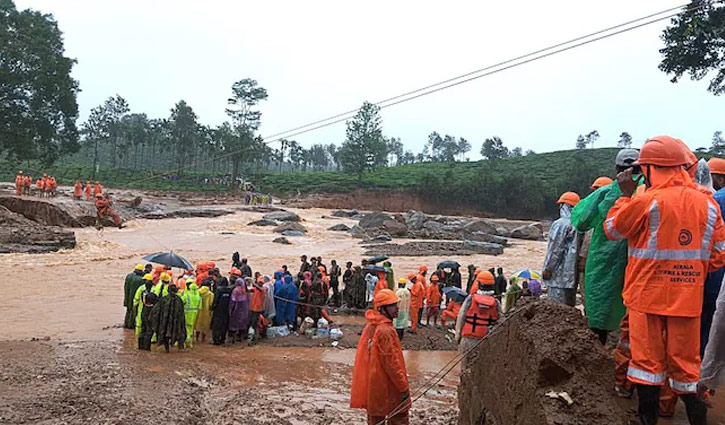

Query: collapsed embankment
[{"left": 458, "top": 300, "right": 625, "bottom": 425}]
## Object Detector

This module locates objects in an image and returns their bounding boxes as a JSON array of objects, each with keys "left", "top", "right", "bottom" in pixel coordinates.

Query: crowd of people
[
  {"left": 13, "top": 171, "right": 58, "bottom": 197},
  {"left": 539, "top": 136, "right": 725, "bottom": 425}
]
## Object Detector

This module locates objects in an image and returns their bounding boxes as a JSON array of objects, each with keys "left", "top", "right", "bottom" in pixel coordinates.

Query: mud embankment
[{"left": 458, "top": 300, "right": 625, "bottom": 425}]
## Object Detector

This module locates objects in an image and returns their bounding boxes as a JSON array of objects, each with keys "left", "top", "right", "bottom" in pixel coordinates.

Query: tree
[
  {"left": 168, "top": 100, "right": 199, "bottom": 171},
  {"left": 309, "top": 144, "right": 329, "bottom": 171},
  {"left": 525, "top": 149, "right": 536, "bottom": 156},
  {"left": 225, "top": 78, "right": 268, "bottom": 185},
  {"left": 576, "top": 130, "right": 600, "bottom": 149},
  {"left": 386, "top": 137, "right": 404, "bottom": 166},
  {"left": 510, "top": 147, "right": 523, "bottom": 157},
  {"left": 326, "top": 143, "right": 341, "bottom": 170},
  {"left": 660, "top": 1, "right": 725, "bottom": 95},
  {"left": 457, "top": 138, "right": 471, "bottom": 161},
  {"left": 481, "top": 136, "right": 509, "bottom": 160},
  {"left": 82, "top": 95, "right": 129, "bottom": 177},
  {"left": 576, "top": 135, "right": 588, "bottom": 150},
  {"left": 618, "top": 132, "right": 633, "bottom": 148},
  {"left": 712, "top": 130, "right": 725, "bottom": 155},
  {"left": 340, "top": 102, "right": 387, "bottom": 183},
  {"left": 0, "top": 0, "right": 79, "bottom": 165}
]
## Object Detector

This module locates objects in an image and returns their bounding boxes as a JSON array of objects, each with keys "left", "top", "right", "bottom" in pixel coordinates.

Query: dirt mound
[
  {"left": 0, "top": 205, "right": 76, "bottom": 253},
  {"left": 0, "top": 195, "right": 96, "bottom": 227},
  {"left": 458, "top": 300, "right": 624, "bottom": 425}
]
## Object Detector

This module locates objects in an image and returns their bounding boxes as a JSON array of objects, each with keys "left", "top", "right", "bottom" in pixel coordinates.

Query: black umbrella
[
  {"left": 367, "top": 255, "right": 389, "bottom": 265},
  {"left": 442, "top": 286, "right": 468, "bottom": 303},
  {"left": 437, "top": 260, "right": 461, "bottom": 270},
  {"left": 363, "top": 264, "right": 390, "bottom": 274},
  {"left": 143, "top": 252, "right": 193, "bottom": 270}
]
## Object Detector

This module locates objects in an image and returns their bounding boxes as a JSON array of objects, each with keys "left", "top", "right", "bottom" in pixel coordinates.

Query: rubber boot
[
  {"left": 637, "top": 384, "right": 661, "bottom": 425},
  {"left": 681, "top": 394, "right": 707, "bottom": 425}
]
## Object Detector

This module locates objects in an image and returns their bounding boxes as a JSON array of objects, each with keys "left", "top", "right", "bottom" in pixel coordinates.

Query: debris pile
[
  {"left": 458, "top": 300, "right": 624, "bottom": 425},
  {"left": 0, "top": 205, "right": 76, "bottom": 253}
]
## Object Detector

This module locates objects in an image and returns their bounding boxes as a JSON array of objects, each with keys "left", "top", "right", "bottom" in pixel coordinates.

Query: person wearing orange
[
  {"left": 351, "top": 289, "right": 410, "bottom": 425},
  {"left": 94, "top": 193, "right": 124, "bottom": 229},
  {"left": 455, "top": 271, "right": 500, "bottom": 368},
  {"left": 249, "top": 276, "right": 267, "bottom": 344},
  {"left": 543, "top": 191, "right": 581, "bottom": 306},
  {"left": 604, "top": 136, "right": 725, "bottom": 425},
  {"left": 35, "top": 177, "right": 43, "bottom": 197},
  {"left": 415, "top": 265, "right": 428, "bottom": 328},
  {"left": 409, "top": 275, "right": 424, "bottom": 334},
  {"left": 73, "top": 181, "right": 83, "bottom": 200},
  {"left": 426, "top": 275, "right": 442, "bottom": 327},
  {"left": 14, "top": 171, "right": 23, "bottom": 196},
  {"left": 85, "top": 181, "right": 92, "bottom": 201},
  {"left": 41, "top": 174, "right": 48, "bottom": 197},
  {"left": 47, "top": 177, "right": 56, "bottom": 197},
  {"left": 468, "top": 268, "right": 482, "bottom": 293},
  {"left": 94, "top": 181, "right": 102, "bottom": 197},
  {"left": 441, "top": 298, "right": 462, "bottom": 328},
  {"left": 373, "top": 273, "right": 388, "bottom": 298},
  {"left": 468, "top": 269, "right": 494, "bottom": 295},
  {"left": 590, "top": 176, "right": 614, "bottom": 190},
  {"left": 23, "top": 175, "right": 31, "bottom": 195}
]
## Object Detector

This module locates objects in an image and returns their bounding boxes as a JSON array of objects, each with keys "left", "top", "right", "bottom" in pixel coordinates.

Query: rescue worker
[
  {"left": 703, "top": 157, "right": 725, "bottom": 354},
  {"left": 195, "top": 282, "right": 214, "bottom": 343},
  {"left": 124, "top": 264, "right": 146, "bottom": 329},
  {"left": 85, "top": 181, "right": 92, "bottom": 201},
  {"left": 23, "top": 175, "right": 31, "bottom": 195},
  {"left": 393, "top": 278, "right": 411, "bottom": 340},
  {"left": 152, "top": 272, "right": 171, "bottom": 297},
  {"left": 373, "top": 273, "right": 388, "bottom": 298},
  {"left": 36, "top": 177, "right": 43, "bottom": 197},
  {"left": 14, "top": 171, "right": 23, "bottom": 196},
  {"left": 133, "top": 274, "right": 154, "bottom": 336},
  {"left": 250, "top": 276, "right": 266, "bottom": 344},
  {"left": 571, "top": 149, "right": 639, "bottom": 345},
  {"left": 137, "top": 293, "right": 159, "bottom": 350},
  {"left": 700, "top": 258, "right": 725, "bottom": 394},
  {"left": 73, "top": 181, "right": 83, "bottom": 200},
  {"left": 455, "top": 271, "right": 500, "bottom": 368},
  {"left": 542, "top": 191, "right": 581, "bottom": 306},
  {"left": 94, "top": 192, "right": 124, "bottom": 229},
  {"left": 591, "top": 176, "right": 614, "bottom": 190},
  {"left": 441, "top": 297, "right": 462, "bottom": 328},
  {"left": 350, "top": 289, "right": 410, "bottom": 425},
  {"left": 416, "top": 265, "right": 428, "bottom": 328},
  {"left": 604, "top": 135, "right": 725, "bottom": 425},
  {"left": 94, "top": 181, "right": 102, "bottom": 197},
  {"left": 151, "top": 284, "right": 186, "bottom": 353},
  {"left": 426, "top": 275, "right": 442, "bottom": 327},
  {"left": 211, "top": 278, "right": 232, "bottom": 345},
  {"left": 182, "top": 282, "right": 201, "bottom": 348},
  {"left": 409, "top": 273, "right": 424, "bottom": 334}
]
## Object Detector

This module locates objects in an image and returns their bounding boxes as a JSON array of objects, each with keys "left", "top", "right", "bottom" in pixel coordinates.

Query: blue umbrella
[{"left": 143, "top": 252, "right": 193, "bottom": 270}]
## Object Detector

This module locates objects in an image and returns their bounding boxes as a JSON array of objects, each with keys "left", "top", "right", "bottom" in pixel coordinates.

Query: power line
[{"left": 128, "top": 2, "right": 707, "bottom": 185}]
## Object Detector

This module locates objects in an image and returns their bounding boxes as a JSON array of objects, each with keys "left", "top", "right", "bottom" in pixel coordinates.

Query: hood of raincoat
[
  {"left": 274, "top": 271, "right": 283, "bottom": 282},
  {"left": 365, "top": 309, "right": 392, "bottom": 325},
  {"left": 284, "top": 274, "right": 293, "bottom": 285},
  {"left": 695, "top": 158, "right": 715, "bottom": 194},
  {"left": 199, "top": 286, "right": 210, "bottom": 296},
  {"left": 187, "top": 283, "right": 199, "bottom": 294},
  {"left": 644, "top": 165, "right": 693, "bottom": 190},
  {"left": 365, "top": 274, "right": 378, "bottom": 285},
  {"left": 559, "top": 203, "right": 573, "bottom": 218},
  {"left": 232, "top": 251, "right": 240, "bottom": 263}
]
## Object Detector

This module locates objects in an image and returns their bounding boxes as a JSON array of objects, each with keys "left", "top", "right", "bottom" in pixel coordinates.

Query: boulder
[
  {"left": 382, "top": 219, "right": 408, "bottom": 236},
  {"left": 273, "top": 222, "right": 307, "bottom": 234},
  {"left": 272, "top": 237, "right": 291, "bottom": 245},
  {"left": 467, "top": 231, "right": 509, "bottom": 246},
  {"left": 463, "top": 219, "right": 498, "bottom": 235},
  {"left": 328, "top": 223, "right": 351, "bottom": 232},
  {"left": 423, "top": 221, "right": 443, "bottom": 232},
  {"left": 365, "top": 234, "right": 392, "bottom": 243},
  {"left": 495, "top": 227, "right": 511, "bottom": 237},
  {"left": 349, "top": 225, "right": 370, "bottom": 239},
  {"left": 331, "top": 209, "right": 359, "bottom": 218},
  {"left": 510, "top": 223, "right": 544, "bottom": 240},
  {"left": 462, "top": 240, "right": 504, "bottom": 255},
  {"left": 359, "top": 211, "right": 393, "bottom": 229},
  {"left": 404, "top": 210, "right": 428, "bottom": 231},
  {"left": 247, "top": 219, "right": 278, "bottom": 227},
  {"left": 263, "top": 210, "right": 300, "bottom": 222},
  {"left": 281, "top": 230, "right": 305, "bottom": 237}
]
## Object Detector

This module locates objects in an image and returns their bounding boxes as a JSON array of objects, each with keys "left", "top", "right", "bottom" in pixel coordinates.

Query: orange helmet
[
  {"left": 373, "top": 289, "right": 400, "bottom": 309},
  {"left": 430, "top": 275, "right": 439, "bottom": 282},
  {"left": 557, "top": 192, "right": 580, "bottom": 207},
  {"left": 476, "top": 271, "right": 495, "bottom": 285},
  {"left": 590, "top": 176, "right": 613, "bottom": 190},
  {"left": 407, "top": 272, "right": 416, "bottom": 280},
  {"left": 419, "top": 265, "right": 428, "bottom": 272},
  {"left": 230, "top": 267, "right": 241, "bottom": 276},
  {"left": 635, "top": 136, "right": 692, "bottom": 167},
  {"left": 708, "top": 158, "right": 725, "bottom": 175},
  {"left": 95, "top": 193, "right": 103, "bottom": 198}
]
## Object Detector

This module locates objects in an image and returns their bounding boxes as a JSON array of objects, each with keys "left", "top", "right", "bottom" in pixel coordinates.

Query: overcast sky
[{"left": 16, "top": 0, "right": 724, "bottom": 157}]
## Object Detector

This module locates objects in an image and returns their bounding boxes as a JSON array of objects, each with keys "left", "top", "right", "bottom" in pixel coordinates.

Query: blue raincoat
[{"left": 280, "top": 275, "right": 299, "bottom": 325}]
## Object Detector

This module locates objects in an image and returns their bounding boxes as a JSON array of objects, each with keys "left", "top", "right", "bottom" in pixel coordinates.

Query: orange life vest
[{"left": 461, "top": 294, "right": 498, "bottom": 339}]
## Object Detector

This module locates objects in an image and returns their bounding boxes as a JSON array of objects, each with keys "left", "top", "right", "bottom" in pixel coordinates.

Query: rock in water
[
  {"left": 328, "top": 223, "right": 351, "bottom": 232},
  {"left": 263, "top": 210, "right": 300, "bottom": 222},
  {"left": 349, "top": 225, "right": 369, "bottom": 239},
  {"left": 248, "top": 219, "right": 278, "bottom": 226},
  {"left": 274, "top": 222, "right": 307, "bottom": 234},
  {"left": 423, "top": 221, "right": 443, "bottom": 232},
  {"left": 510, "top": 223, "right": 544, "bottom": 240},
  {"left": 404, "top": 210, "right": 428, "bottom": 230},
  {"left": 458, "top": 300, "right": 625, "bottom": 425},
  {"left": 495, "top": 226, "right": 511, "bottom": 237},
  {"left": 461, "top": 240, "right": 504, "bottom": 255},
  {"left": 358, "top": 211, "right": 393, "bottom": 229},
  {"left": 331, "top": 210, "right": 359, "bottom": 218},
  {"left": 382, "top": 219, "right": 408, "bottom": 236},
  {"left": 466, "top": 231, "right": 508, "bottom": 246},
  {"left": 462, "top": 219, "right": 498, "bottom": 235},
  {"left": 272, "top": 237, "right": 291, "bottom": 244},
  {"left": 281, "top": 230, "right": 305, "bottom": 237}
]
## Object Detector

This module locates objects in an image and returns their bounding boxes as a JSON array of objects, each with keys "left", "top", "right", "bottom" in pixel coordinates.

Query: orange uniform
[
  {"left": 14, "top": 173, "right": 23, "bottom": 196},
  {"left": 441, "top": 300, "right": 462, "bottom": 327},
  {"left": 85, "top": 182, "right": 92, "bottom": 201},
  {"left": 373, "top": 277, "right": 388, "bottom": 298},
  {"left": 251, "top": 284, "right": 266, "bottom": 313},
  {"left": 94, "top": 182, "right": 102, "bottom": 197},
  {"left": 605, "top": 164, "right": 725, "bottom": 393},
  {"left": 426, "top": 282, "right": 441, "bottom": 319},
  {"left": 409, "top": 280, "right": 424, "bottom": 333},
  {"left": 95, "top": 196, "right": 122, "bottom": 227},
  {"left": 351, "top": 309, "right": 410, "bottom": 424},
  {"left": 73, "top": 182, "right": 83, "bottom": 199}
]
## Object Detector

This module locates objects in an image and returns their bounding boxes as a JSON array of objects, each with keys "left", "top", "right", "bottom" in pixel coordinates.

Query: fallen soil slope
[
  {"left": 0, "top": 206, "right": 75, "bottom": 253},
  {"left": 458, "top": 300, "right": 625, "bottom": 425}
]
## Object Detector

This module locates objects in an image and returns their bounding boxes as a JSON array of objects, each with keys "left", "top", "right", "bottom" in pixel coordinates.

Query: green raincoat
[
  {"left": 570, "top": 183, "right": 628, "bottom": 331},
  {"left": 182, "top": 284, "right": 202, "bottom": 347}
]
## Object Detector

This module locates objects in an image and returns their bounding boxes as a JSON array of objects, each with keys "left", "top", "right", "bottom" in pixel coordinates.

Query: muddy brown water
[{"left": 1, "top": 201, "right": 721, "bottom": 424}]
